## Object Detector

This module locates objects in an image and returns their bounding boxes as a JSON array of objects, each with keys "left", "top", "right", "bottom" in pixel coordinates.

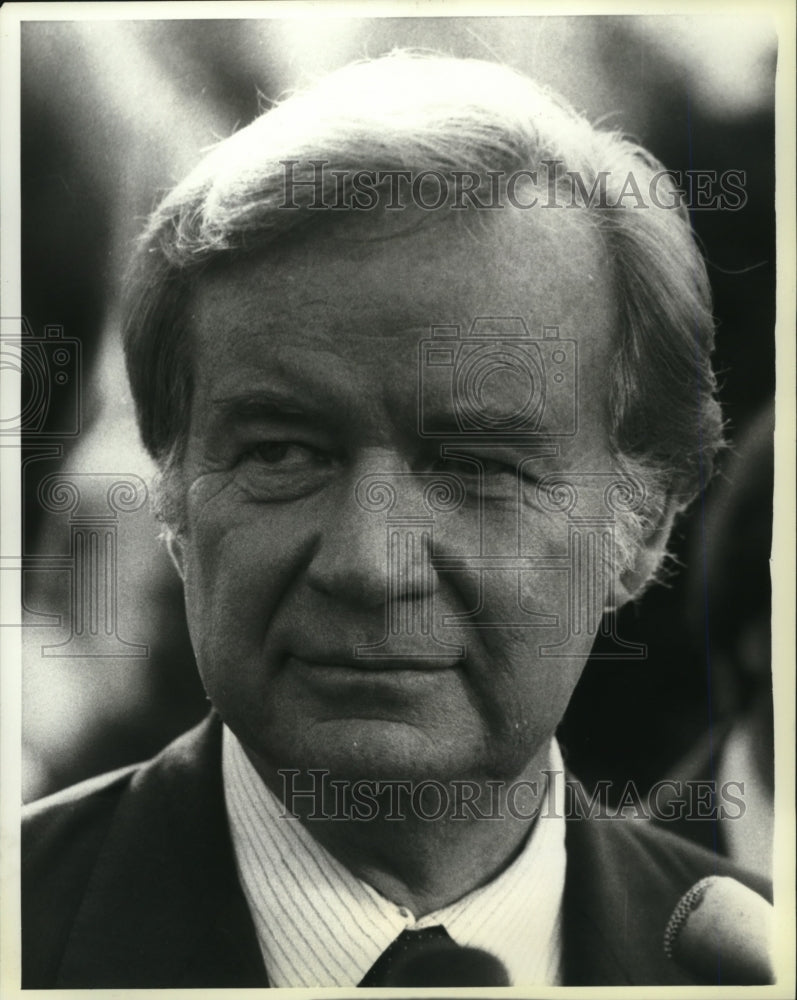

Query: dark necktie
[{"left": 358, "top": 925, "right": 510, "bottom": 987}]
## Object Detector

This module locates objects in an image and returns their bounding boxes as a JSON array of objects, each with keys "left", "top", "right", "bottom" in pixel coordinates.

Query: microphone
[
  {"left": 663, "top": 875, "right": 774, "bottom": 984},
  {"left": 386, "top": 944, "right": 511, "bottom": 987},
  {"left": 359, "top": 925, "right": 511, "bottom": 987}
]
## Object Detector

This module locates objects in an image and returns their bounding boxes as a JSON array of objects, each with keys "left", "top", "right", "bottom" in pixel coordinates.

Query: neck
[{"left": 251, "top": 748, "right": 556, "bottom": 916}]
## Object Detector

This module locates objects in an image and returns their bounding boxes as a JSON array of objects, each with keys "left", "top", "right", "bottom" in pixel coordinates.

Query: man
[{"left": 22, "top": 54, "right": 769, "bottom": 987}]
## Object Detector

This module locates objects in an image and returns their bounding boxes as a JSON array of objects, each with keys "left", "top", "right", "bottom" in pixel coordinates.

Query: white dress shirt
[{"left": 222, "top": 724, "right": 566, "bottom": 987}]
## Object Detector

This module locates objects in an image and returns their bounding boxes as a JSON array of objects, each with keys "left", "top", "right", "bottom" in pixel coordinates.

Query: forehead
[{"left": 184, "top": 206, "right": 617, "bottom": 422}]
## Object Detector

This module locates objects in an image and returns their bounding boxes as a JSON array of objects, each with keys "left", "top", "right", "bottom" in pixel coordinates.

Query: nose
[{"left": 305, "top": 459, "right": 438, "bottom": 611}]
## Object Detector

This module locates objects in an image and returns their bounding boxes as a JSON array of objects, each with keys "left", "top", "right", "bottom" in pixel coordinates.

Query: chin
[{"left": 260, "top": 719, "right": 537, "bottom": 788}]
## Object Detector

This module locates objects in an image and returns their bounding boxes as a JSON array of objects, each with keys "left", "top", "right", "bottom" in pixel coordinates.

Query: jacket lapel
[
  {"left": 55, "top": 716, "right": 761, "bottom": 987},
  {"left": 57, "top": 713, "right": 267, "bottom": 988},
  {"left": 561, "top": 808, "right": 714, "bottom": 986}
]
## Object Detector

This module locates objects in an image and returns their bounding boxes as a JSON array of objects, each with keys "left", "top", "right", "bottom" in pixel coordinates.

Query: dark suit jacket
[{"left": 21, "top": 714, "right": 767, "bottom": 988}]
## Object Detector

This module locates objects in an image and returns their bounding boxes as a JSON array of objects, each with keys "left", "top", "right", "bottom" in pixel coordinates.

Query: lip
[{"left": 288, "top": 653, "right": 462, "bottom": 673}]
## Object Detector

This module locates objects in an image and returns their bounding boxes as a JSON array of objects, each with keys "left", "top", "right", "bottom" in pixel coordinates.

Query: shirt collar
[{"left": 222, "top": 725, "right": 566, "bottom": 987}]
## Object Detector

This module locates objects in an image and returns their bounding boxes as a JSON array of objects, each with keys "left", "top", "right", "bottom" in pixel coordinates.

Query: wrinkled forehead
[
  {"left": 183, "top": 203, "right": 619, "bottom": 432},
  {"left": 187, "top": 201, "right": 616, "bottom": 330}
]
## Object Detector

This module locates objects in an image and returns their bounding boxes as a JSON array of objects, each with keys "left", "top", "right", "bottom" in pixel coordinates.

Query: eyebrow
[{"left": 209, "top": 391, "right": 315, "bottom": 424}]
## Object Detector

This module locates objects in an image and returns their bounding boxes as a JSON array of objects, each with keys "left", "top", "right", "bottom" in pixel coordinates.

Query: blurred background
[{"left": 16, "top": 13, "right": 777, "bottom": 876}]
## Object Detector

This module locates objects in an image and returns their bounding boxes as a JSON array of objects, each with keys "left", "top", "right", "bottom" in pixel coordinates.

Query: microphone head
[
  {"left": 664, "top": 875, "right": 774, "bottom": 985},
  {"left": 386, "top": 943, "right": 511, "bottom": 987}
]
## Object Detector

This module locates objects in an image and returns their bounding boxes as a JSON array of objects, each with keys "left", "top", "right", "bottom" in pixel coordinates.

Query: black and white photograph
[{"left": 1, "top": 2, "right": 793, "bottom": 992}]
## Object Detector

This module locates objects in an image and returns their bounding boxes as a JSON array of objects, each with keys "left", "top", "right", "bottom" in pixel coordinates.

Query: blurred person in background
[
  {"left": 654, "top": 403, "right": 774, "bottom": 881},
  {"left": 21, "top": 53, "right": 774, "bottom": 988}
]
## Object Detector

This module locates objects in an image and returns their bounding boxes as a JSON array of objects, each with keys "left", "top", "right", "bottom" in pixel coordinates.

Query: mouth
[
  {"left": 289, "top": 652, "right": 462, "bottom": 673},
  {"left": 286, "top": 655, "right": 462, "bottom": 703},
  {"left": 279, "top": 652, "right": 468, "bottom": 723}
]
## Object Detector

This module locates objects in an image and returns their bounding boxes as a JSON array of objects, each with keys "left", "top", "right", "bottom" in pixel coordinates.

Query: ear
[
  {"left": 612, "top": 501, "right": 679, "bottom": 608},
  {"left": 165, "top": 530, "right": 187, "bottom": 581}
]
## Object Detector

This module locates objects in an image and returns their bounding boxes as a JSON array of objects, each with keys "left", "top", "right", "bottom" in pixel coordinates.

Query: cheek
[
  {"left": 453, "top": 507, "right": 592, "bottom": 740},
  {"left": 180, "top": 515, "right": 307, "bottom": 722},
  {"left": 451, "top": 503, "right": 571, "bottom": 621},
  {"left": 180, "top": 496, "right": 311, "bottom": 662}
]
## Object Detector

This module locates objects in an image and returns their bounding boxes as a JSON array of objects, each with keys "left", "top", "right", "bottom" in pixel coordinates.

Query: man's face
[{"left": 176, "top": 206, "right": 625, "bottom": 786}]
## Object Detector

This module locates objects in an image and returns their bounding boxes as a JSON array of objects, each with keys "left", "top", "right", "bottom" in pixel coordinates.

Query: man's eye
[
  {"left": 245, "top": 441, "right": 326, "bottom": 467},
  {"left": 236, "top": 440, "right": 334, "bottom": 502}
]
